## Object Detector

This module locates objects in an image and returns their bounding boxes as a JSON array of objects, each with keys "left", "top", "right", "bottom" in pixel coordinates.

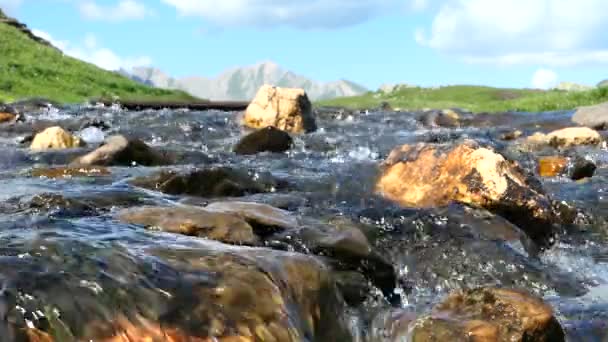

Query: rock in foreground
[
  {"left": 242, "top": 85, "right": 316, "bottom": 134},
  {"left": 411, "top": 287, "right": 565, "bottom": 342},
  {"left": 375, "top": 141, "right": 557, "bottom": 245},
  {"left": 71, "top": 135, "right": 166, "bottom": 166},
  {"left": 30, "top": 126, "right": 83, "bottom": 150}
]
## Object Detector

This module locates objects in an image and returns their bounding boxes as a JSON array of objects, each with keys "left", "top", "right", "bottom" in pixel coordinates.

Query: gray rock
[{"left": 572, "top": 102, "right": 608, "bottom": 129}]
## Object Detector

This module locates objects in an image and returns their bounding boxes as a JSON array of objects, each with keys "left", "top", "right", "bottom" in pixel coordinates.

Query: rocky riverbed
[{"left": 0, "top": 97, "right": 607, "bottom": 341}]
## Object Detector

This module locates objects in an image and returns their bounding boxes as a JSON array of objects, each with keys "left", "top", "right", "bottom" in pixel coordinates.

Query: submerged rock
[
  {"left": 538, "top": 156, "right": 568, "bottom": 177},
  {"left": 131, "top": 167, "right": 280, "bottom": 198},
  {"left": 234, "top": 126, "right": 293, "bottom": 155},
  {"left": 2, "top": 244, "right": 351, "bottom": 342},
  {"left": 375, "top": 140, "right": 558, "bottom": 245},
  {"left": 366, "top": 205, "right": 586, "bottom": 299},
  {"left": 242, "top": 85, "right": 316, "bottom": 134},
  {"left": 71, "top": 135, "right": 166, "bottom": 167},
  {"left": 117, "top": 206, "right": 260, "bottom": 245},
  {"left": 31, "top": 166, "right": 111, "bottom": 179},
  {"left": 538, "top": 156, "right": 597, "bottom": 180},
  {"left": 572, "top": 102, "right": 608, "bottom": 129},
  {"left": 410, "top": 287, "right": 565, "bottom": 342},
  {"left": 30, "top": 126, "right": 83, "bottom": 150}
]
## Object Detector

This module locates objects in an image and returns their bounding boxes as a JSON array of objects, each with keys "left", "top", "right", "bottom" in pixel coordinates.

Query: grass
[
  {"left": 0, "top": 20, "right": 197, "bottom": 104},
  {"left": 317, "top": 85, "right": 608, "bottom": 113}
]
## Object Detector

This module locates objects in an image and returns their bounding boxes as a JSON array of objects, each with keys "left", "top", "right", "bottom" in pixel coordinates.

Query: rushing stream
[{"left": 0, "top": 103, "right": 607, "bottom": 341}]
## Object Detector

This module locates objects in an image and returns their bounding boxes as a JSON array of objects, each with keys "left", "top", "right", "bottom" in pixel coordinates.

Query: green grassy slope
[
  {"left": 0, "top": 16, "right": 196, "bottom": 104},
  {"left": 318, "top": 85, "right": 608, "bottom": 113}
]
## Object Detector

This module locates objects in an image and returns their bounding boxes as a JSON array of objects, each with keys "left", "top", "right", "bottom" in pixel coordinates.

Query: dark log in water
[{"left": 102, "top": 100, "right": 250, "bottom": 111}]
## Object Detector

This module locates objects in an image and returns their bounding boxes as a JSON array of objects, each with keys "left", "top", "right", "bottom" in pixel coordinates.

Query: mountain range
[{"left": 122, "top": 61, "right": 368, "bottom": 101}]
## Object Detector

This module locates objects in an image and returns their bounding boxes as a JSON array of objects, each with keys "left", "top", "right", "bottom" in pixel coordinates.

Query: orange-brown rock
[
  {"left": 410, "top": 287, "right": 565, "bottom": 342},
  {"left": 30, "top": 126, "right": 83, "bottom": 150},
  {"left": 31, "top": 166, "right": 111, "bottom": 178},
  {"left": 0, "top": 112, "right": 16, "bottom": 123},
  {"left": 538, "top": 156, "right": 568, "bottom": 177},
  {"left": 375, "top": 141, "right": 556, "bottom": 245},
  {"left": 242, "top": 85, "right": 316, "bottom": 134}
]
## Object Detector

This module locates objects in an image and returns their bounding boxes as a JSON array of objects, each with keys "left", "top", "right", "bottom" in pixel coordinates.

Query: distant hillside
[
  {"left": 124, "top": 61, "right": 369, "bottom": 101},
  {"left": 0, "top": 9, "right": 195, "bottom": 103},
  {"left": 318, "top": 85, "right": 608, "bottom": 113}
]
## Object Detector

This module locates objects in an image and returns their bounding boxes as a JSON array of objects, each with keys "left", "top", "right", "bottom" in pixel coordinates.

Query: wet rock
[
  {"left": 572, "top": 102, "right": 608, "bottom": 129},
  {"left": 26, "top": 193, "right": 97, "bottom": 217},
  {"left": 31, "top": 166, "right": 111, "bottom": 179},
  {"left": 131, "top": 167, "right": 280, "bottom": 198},
  {"left": 70, "top": 135, "right": 167, "bottom": 167},
  {"left": 30, "top": 126, "right": 83, "bottom": 150},
  {"left": 410, "top": 287, "right": 565, "bottom": 342},
  {"left": 205, "top": 201, "right": 297, "bottom": 231},
  {"left": 500, "top": 129, "right": 523, "bottom": 141},
  {"left": 279, "top": 218, "right": 399, "bottom": 304},
  {"left": 3, "top": 244, "right": 351, "bottom": 342},
  {"left": 234, "top": 126, "right": 293, "bottom": 155},
  {"left": 242, "top": 85, "right": 316, "bottom": 134},
  {"left": 367, "top": 205, "right": 586, "bottom": 298},
  {"left": 570, "top": 157, "right": 596, "bottom": 181},
  {"left": 418, "top": 109, "right": 460, "bottom": 128},
  {"left": 0, "top": 112, "right": 17, "bottom": 124},
  {"left": 538, "top": 156, "right": 568, "bottom": 177},
  {"left": 375, "top": 140, "right": 558, "bottom": 245},
  {"left": 117, "top": 206, "right": 259, "bottom": 245},
  {"left": 526, "top": 127, "right": 602, "bottom": 148}
]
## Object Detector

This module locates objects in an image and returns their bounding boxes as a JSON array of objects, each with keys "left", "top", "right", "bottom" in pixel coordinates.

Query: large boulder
[
  {"left": 234, "top": 126, "right": 293, "bottom": 155},
  {"left": 410, "top": 287, "right": 565, "bottom": 342},
  {"left": 572, "top": 102, "right": 608, "bottom": 129},
  {"left": 70, "top": 135, "right": 166, "bottom": 167},
  {"left": 375, "top": 140, "right": 557, "bottom": 245},
  {"left": 30, "top": 126, "right": 83, "bottom": 150},
  {"left": 242, "top": 85, "right": 316, "bottom": 134}
]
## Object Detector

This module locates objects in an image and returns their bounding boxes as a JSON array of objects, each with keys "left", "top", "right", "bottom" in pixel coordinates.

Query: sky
[{"left": 1, "top": 0, "right": 607, "bottom": 90}]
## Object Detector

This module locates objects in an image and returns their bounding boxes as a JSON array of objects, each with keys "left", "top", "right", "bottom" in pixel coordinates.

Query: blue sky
[{"left": 2, "top": 0, "right": 607, "bottom": 90}]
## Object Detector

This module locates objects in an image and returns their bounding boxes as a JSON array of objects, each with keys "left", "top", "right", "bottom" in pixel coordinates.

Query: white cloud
[
  {"left": 161, "top": 0, "right": 410, "bottom": 28},
  {"left": 32, "top": 29, "right": 152, "bottom": 71},
  {"left": 79, "top": 0, "right": 149, "bottom": 21},
  {"left": 416, "top": 0, "right": 608, "bottom": 65},
  {"left": 531, "top": 69, "right": 558, "bottom": 89},
  {"left": 0, "top": 0, "right": 23, "bottom": 14}
]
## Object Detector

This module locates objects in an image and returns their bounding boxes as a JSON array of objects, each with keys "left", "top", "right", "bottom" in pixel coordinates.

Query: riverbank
[{"left": 317, "top": 85, "right": 608, "bottom": 113}]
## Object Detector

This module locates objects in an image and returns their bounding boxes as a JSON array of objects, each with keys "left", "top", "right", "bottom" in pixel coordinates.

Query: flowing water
[{"left": 0, "top": 104, "right": 607, "bottom": 341}]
